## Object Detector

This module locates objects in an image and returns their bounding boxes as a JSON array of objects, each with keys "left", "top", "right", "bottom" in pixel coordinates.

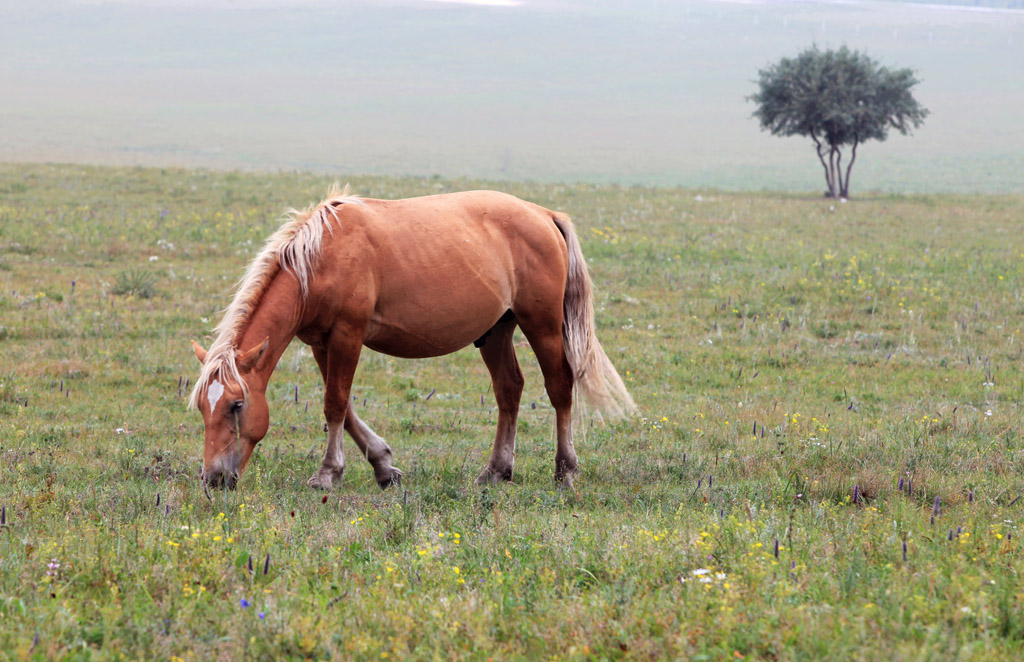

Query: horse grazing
[{"left": 189, "top": 188, "right": 635, "bottom": 491}]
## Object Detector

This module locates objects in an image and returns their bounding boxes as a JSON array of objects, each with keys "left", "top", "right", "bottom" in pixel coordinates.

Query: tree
[{"left": 750, "top": 46, "right": 928, "bottom": 198}]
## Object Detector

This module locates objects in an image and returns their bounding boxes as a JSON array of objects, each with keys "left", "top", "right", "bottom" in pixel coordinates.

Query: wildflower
[
  {"left": 240, "top": 598, "right": 250, "bottom": 608},
  {"left": 258, "top": 612, "right": 266, "bottom": 620},
  {"left": 684, "top": 568, "right": 719, "bottom": 584}
]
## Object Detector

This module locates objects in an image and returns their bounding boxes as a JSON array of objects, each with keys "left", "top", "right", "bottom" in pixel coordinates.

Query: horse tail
[{"left": 552, "top": 213, "right": 637, "bottom": 420}]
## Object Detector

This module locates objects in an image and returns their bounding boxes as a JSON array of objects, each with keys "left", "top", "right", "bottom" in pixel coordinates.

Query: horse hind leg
[
  {"left": 516, "top": 312, "right": 578, "bottom": 488},
  {"left": 475, "top": 313, "right": 524, "bottom": 484}
]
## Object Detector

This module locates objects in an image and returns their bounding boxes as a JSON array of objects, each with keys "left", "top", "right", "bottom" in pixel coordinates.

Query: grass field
[{"left": 2, "top": 162, "right": 1024, "bottom": 659}]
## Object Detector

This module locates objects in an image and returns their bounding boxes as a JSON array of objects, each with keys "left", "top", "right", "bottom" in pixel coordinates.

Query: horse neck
[{"left": 235, "top": 270, "right": 304, "bottom": 393}]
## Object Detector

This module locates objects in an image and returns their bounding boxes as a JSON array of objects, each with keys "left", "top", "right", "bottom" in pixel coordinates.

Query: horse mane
[{"left": 188, "top": 184, "right": 363, "bottom": 409}]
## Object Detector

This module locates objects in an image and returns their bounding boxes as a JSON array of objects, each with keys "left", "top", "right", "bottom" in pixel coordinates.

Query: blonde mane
[{"left": 188, "top": 185, "right": 363, "bottom": 409}]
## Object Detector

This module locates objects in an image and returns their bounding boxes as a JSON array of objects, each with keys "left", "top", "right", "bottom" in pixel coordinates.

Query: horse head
[{"left": 191, "top": 338, "right": 270, "bottom": 490}]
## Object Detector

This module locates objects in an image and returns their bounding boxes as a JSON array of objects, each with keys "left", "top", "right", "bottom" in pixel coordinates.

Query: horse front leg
[
  {"left": 345, "top": 408, "right": 403, "bottom": 489},
  {"left": 307, "top": 339, "right": 362, "bottom": 490},
  {"left": 310, "top": 346, "right": 402, "bottom": 490}
]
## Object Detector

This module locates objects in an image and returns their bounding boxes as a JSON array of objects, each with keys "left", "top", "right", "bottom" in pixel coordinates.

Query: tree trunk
[
  {"left": 835, "top": 148, "right": 844, "bottom": 197},
  {"left": 841, "top": 140, "right": 859, "bottom": 198},
  {"left": 812, "top": 134, "right": 834, "bottom": 197},
  {"left": 827, "top": 146, "right": 839, "bottom": 198}
]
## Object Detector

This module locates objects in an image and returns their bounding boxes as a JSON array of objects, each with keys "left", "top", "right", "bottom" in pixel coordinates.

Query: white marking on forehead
[{"left": 207, "top": 379, "right": 225, "bottom": 412}]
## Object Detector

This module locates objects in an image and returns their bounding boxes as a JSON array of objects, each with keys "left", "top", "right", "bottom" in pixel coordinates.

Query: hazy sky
[{"left": 2, "top": 0, "right": 1022, "bottom": 192}]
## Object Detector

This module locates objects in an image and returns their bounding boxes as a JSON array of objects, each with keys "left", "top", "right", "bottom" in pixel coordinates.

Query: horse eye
[{"left": 230, "top": 400, "right": 244, "bottom": 413}]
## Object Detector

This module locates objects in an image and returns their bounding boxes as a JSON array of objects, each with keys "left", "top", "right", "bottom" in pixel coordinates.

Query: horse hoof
[
  {"left": 376, "top": 467, "right": 404, "bottom": 490},
  {"left": 555, "top": 463, "right": 578, "bottom": 490},
  {"left": 475, "top": 466, "right": 513, "bottom": 485},
  {"left": 307, "top": 468, "right": 341, "bottom": 490}
]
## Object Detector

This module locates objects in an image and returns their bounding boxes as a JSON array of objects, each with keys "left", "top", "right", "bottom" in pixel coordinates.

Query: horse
[{"left": 189, "top": 187, "right": 635, "bottom": 491}]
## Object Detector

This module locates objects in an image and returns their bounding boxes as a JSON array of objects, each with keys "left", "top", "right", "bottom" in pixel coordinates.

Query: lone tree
[{"left": 750, "top": 46, "right": 928, "bottom": 198}]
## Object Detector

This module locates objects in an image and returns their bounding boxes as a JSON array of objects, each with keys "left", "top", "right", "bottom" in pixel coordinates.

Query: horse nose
[{"left": 203, "top": 463, "right": 239, "bottom": 490}]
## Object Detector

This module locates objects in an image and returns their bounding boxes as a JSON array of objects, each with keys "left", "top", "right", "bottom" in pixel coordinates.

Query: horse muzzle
[{"left": 202, "top": 459, "right": 240, "bottom": 491}]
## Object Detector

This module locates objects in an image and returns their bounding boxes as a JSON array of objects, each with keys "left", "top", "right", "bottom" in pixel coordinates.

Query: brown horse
[{"left": 189, "top": 188, "right": 635, "bottom": 491}]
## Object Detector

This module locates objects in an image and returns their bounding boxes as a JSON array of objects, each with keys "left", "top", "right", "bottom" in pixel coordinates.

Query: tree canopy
[{"left": 750, "top": 46, "right": 928, "bottom": 198}]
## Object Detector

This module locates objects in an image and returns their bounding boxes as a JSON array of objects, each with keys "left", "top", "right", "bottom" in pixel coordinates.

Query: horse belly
[
  {"left": 354, "top": 195, "right": 534, "bottom": 358},
  {"left": 363, "top": 274, "right": 511, "bottom": 359}
]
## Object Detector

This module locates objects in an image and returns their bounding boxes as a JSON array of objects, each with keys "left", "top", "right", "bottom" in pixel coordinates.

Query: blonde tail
[{"left": 552, "top": 213, "right": 637, "bottom": 420}]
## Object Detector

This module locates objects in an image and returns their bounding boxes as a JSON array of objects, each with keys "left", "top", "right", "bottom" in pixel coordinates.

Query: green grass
[{"left": 2, "top": 163, "right": 1024, "bottom": 660}]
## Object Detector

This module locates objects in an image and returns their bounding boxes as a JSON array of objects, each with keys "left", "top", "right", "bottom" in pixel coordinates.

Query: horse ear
[
  {"left": 192, "top": 340, "right": 208, "bottom": 364},
  {"left": 237, "top": 337, "right": 269, "bottom": 372}
]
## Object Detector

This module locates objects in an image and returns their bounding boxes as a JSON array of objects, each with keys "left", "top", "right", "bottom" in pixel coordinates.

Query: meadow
[{"left": 1, "top": 162, "right": 1024, "bottom": 659}]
